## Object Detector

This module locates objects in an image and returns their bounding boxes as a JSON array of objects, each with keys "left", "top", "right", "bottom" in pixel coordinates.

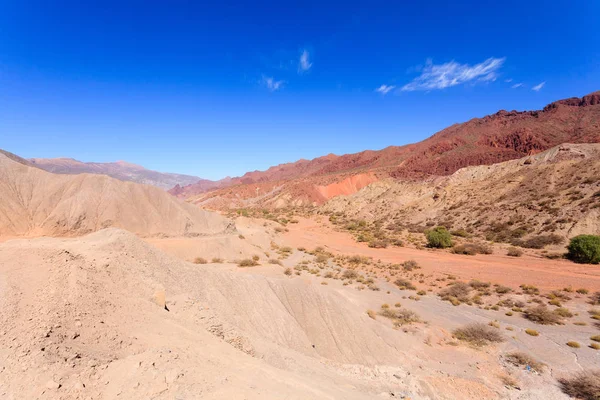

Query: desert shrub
[
  {"left": 470, "top": 280, "right": 491, "bottom": 289},
  {"left": 252, "top": 254, "right": 260, "bottom": 262},
  {"left": 495, "top": 285, "right": 513, "bottom": 294},
  {"left": 591, "top": 335, "right": 600, "bottom": 342},
  {"left": 505, "top": 352, "right": 544, "bottom": 372},
  {"left": 393, "top": 309, "right": 421, "bottom": 326},
  {"left": 525, "top": 329, "right": 539, "bottom": 336},
  {"left": 426, "top": 226, "right": 454, "bottom": 249},
  {"left": 402, "top": 260, "right": 420, "bottom": 271},
  {"left": 523, "top": 305, "right": 563, "bottom": 325},
  {"left": 238, "top": 258, "right": 259, "bottom": 267},
  {"left": 558, "top": 371, "right": 600, "bottom": 400},
  {"left": 269, "top": 258, "right": 283, "bottom": 265},
  {"left": 567, "top": 341, "right": 581, "bottom": 348},
  {"left": 451, "top": 243, "right": 493, "bottom": 255},
  {"left": 507, "top": 247, "right": 523, "bottom": 257},
  {"left": 193, "top": 257, "right": 207, "bottom": 264},
  {"left": 453, "top": 323, "right": 504, "bottom": 346},
  {"left": 379, "top": 308, "right": 420, "bottom": 326},
  {"left": 554, "top": 308, "right": 574, "bottom": 318},
  {"left": 348, "top": 255, "right": 369, "bottom": 264},
  {"left": 211, "top": 257, "right": 224, "bottom": 263},
  {"left": 342, "top": 269, "right": 358, "bottom": 280},
  {"left": 368, "top": 239, "right": 389, "bottom": 248},
  {"left": 394, "top": 278, "right": 416, "bottom": 291},
  {"left": 315, "top": 254, "right": 329, "bottom": 264},
  {"left": 591, "top": 343, "right": 600, "bottom": 350},
  {"left": 567, "top": 235, "right": 600, "bottom": 264},
  {"left": 439, "top": 282, "right": 472, "bottom": 304},
  {"left": 520, "top": 284, "right": 540, "bottom": 295},
  {"left": 451, "top": 229, "right": 470, "bottom": 238},
  {"left": 512, "top": 234, "right": 564, "bottom": 249},
  {"left": 366, "top": 309, "right": 377, "bottom": 319},
  {"left": 591, "top": 292, "right": 600, "bottom": 305},
  {"left": 283, "top": 268, "right": 292, "bottom": 276}
]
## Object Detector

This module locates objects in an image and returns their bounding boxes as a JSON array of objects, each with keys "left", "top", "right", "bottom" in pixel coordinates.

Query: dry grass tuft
[
  {"left": 453, "top": 323, "right": 504, "bottom": 346},
  {"left": 505, "top": 352, "right": 544, "bottom": 372},
  {"left": 567, "top": 341, "right": 581, "bottom": 348},
  {"left": 523, "top": 305, "right": 563, "bottom": 325},
  {"left": 394, "top": 278, "right": 416, "bottom": 291},
  {"left": 193, "top": 257, "right": 207, "bottom": 264},
  {"left": 558, "top": 371, "right": 600, "bottom": 400},
  {"left": 525, "top": 328, "right": 539, "bottom": 336},
  {"left": 238, "top": 258, "right": 259, "bottom": 267}
]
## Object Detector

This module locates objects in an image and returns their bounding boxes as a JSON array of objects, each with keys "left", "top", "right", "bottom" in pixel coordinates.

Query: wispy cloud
[
  {"left": 532, "top": 81, "right": 545, "bottom": 91},
  {"left": 401, "top": 57, "right": 505, "bottom": 91},
  {"left": 511, "top": 83, "right": 523, "bottom": 89},
  {"left": 504, "top": 78, "right": 513, "bottom": 83},
  {"left": 298, "top": 49, "right": 312, "bottom": 73},
  {"left": 261, "top": 75, "right": 284, "bottom": 92},
  {"left": 375, "top": 84, "right": 396, "bottom": 95}
]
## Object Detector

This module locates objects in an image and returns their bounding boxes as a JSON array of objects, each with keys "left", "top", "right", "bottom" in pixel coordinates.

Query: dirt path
[{"left": 282, "top": 217, "right": 600, "bottom": 291}]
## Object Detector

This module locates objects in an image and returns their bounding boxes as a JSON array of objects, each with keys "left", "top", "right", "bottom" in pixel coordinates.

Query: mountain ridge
[{"left": 171, "top": 90, "right": 600, "bottom": 203}]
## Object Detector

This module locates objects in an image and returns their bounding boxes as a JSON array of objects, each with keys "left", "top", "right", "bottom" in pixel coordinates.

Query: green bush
[
  {"left": 426, "top": 226, "right": 454, "bottom": 248},
  {"left": 567, "top": 235, "right": 600, "bottom": 264}
]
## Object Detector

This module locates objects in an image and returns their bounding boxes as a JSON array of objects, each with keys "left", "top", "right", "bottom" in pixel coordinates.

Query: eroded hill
[{"left": 0, "top": 151, "right": 233, "bottom": 237}]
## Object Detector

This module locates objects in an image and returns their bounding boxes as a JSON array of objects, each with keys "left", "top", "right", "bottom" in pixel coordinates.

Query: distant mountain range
[{"left": 28, "top": 157, "right": 209, "bottom": 190}]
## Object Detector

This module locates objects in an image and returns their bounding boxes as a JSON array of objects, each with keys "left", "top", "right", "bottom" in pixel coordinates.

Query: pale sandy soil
[{"left": 281, "top": 217, "right": 600, "bottom": 292}]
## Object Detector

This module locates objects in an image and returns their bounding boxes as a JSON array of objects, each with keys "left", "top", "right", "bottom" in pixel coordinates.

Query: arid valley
[{"left": 2, "top": 91, "right": 600, "bottom": 399}]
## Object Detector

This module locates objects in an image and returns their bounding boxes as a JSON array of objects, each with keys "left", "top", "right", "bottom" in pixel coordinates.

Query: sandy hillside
[
  {"left": 323, "top": 143, "right": 600, "bottom": 241},
  {"left": 0, "top": 228, "right": 592, "bottom": 399},
  {"left": 0, "top": 151, "right": 233, "bottom": 238}
]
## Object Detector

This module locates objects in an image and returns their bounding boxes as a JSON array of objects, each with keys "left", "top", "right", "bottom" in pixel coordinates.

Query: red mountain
[{"left": 171, "top": 91, "right": 600, "bottom": 203}]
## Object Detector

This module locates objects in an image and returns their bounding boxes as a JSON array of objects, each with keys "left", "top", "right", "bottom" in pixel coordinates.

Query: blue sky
[{"left": 1, "top": 1, "right": 599, "bottom": 180}]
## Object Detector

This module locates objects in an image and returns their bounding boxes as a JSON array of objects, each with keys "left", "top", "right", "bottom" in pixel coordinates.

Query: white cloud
[
  {"left": 261, "top": 75, "right": 284, "bottom": 92},
  {"left": 375, "top": 84, "right": 396, "bottom": 95},
  {"left": 505, "top": 78, "right": 513, "bottom": 83},
  {"left": 511, "top": 83, "right": 523, "bottom": 89},
  {"left": 401, "top": 57, "right": 505, "bottom": 91},
  {"left": 298, "top": 49, "right": 312, "bottom": 73},
  {"left": 532, "top": 81, "right": 545, "bottom": 91}
]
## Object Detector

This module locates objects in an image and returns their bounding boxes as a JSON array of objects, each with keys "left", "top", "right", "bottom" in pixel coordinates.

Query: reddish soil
[{"left": 281, "top": 217, "right": 600, "bottom": 292}]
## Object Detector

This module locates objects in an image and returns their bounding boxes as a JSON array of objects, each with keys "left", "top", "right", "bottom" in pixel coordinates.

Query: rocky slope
[
  {"left": 0, "top": 151, "right": 233, "bottom": 237},
  {"left": 324, "top": 143, "right": 600, "bottom": 241},
  {"left": 29, "top": 157, "right": 211, "bottom": 191},
  {"left": 172, "top": 91, "right": 600, "bottom": 205}
]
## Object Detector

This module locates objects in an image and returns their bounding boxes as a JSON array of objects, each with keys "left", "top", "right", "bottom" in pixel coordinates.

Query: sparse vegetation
[
  {"left": 451, "top": 242, "right": 492, "bottom": 255},
  {"left": 505, "top": 352, "right": 544, "bottom": 372},
  {"left": 193, "top": 257, "right": 207, "bottom": 264},
  {"left": 425, "top": 226, "right": 454, "bottom": 249},
  {"left": 402, "top": 260, "right": 419, "bottom": 271},
  {"left": 525, "top": 329, "right": 539, "bottom": 336},
  {"left": 512, "top": 234, "right": 563, "bottom": 249},
  {"left": 453, "top": 323, "right": 504, "bottom": 346},
  {"left": 567, "top": 235, "right": 600, "bottom": 264},
  {"left": 566, "top": 341, "right": 581, "bottom": 348},
  {"left": 558, "top": 371, "right": 600, "bottom": 400},
  {"left": 238, "top": 258, "right": 259, "bottom": 267},
  {"left": 523, "top": 305, "right": 563, "bottom": 325},
  {"left": 284, "top": 267, "right": 292, "bottom": 276},
  {"left": 394, "top": 278, "right": 416, "bottom": 291},
  {"left": 507, "top": 247, "right": 523, "bottom": 257},
  {"left": 439, "top": 282, "right": 472, "bottom": 305},
  {"left": 211, "top": 257, "right": 224, "bottom": 263}
]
